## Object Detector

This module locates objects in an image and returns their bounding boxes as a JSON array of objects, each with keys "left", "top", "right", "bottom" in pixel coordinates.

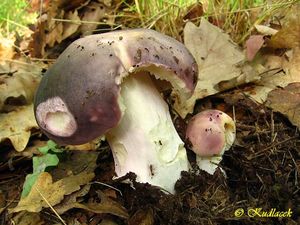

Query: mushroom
[
  {"left": 186, "top": 109, "right": 236, "bottom": 174},
  {"left": 34, "top": 29, "right": 198, "bottom": 193}
]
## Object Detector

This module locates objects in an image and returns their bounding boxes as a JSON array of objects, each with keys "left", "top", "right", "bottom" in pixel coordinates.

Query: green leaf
[
  {"left": 37, "top": 145, "right": 50, "bottom": 155},
  {"left": 38, "top": 140, "right": 64, "bottom": 154},
  {"left": 21, "top": 154, "right": 60, "bottom": 198},
  {"left": 33, "top": 154, "right": 59, "bottom": 173},
  {"left": 48, "top": 141, "right": 64, "bottom": 153},
  {"left": 21, "top": 173, "right": 39, "bottom": 198}
]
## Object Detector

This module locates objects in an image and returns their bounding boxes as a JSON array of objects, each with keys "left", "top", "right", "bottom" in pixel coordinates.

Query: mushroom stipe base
[{"left": 106, "top": 73, "right": 189, "bottom": 193}]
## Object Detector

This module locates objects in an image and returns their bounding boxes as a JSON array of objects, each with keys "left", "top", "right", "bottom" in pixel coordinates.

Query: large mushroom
[{"left": 34, "top": 29, "right": 198, "bottom": 193}]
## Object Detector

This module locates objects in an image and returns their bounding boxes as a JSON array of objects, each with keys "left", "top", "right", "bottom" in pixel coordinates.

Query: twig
[
  {"left": 249, "top": 136, "right": 297, "bottom": 159},
  {"left": 270, "top": 110, "right": 275, "bottom": 143},
  {"left": 34, "top": 186, "right": 67, "bottom": 225},
  {"left": 91, "top": 181, "right": 123, "bottom": 196},
  {"left": 288, "top": 150, "right": 298, "bottom": 186}
]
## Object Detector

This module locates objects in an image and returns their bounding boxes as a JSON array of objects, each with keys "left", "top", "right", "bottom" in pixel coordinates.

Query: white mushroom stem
[
  {"left": 196, "top": 156, "right": 223, "bottom": 175},
  {"left": 106, "top": 72, "right": 189, "bottom": 193}
]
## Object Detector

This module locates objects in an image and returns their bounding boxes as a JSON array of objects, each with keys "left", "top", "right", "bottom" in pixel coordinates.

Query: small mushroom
[
  {"left": 186, "top": 109, "right": 236, "bottom": 174},
  {"left": 34, "top": 28, "right": 198, "bottom": 193}
]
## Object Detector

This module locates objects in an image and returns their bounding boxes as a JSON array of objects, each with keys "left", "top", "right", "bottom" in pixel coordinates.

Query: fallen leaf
[
  {"left": 28, "top": 21, "right": 47, "bottom": 58},
  {"left": 0, "top": 104, "right": 38, "bottom": 152},
  {"left": 255, "top": 24, "right": 278, "bottom": 36},
  {"left": 22, "top": 153, "right": 60, "bottom": 197},
  {"left": 50, "top": 151, "right": 99, "bottom": 180},
  {"left": 267, "top": 83, "right": 300, "bottom": 128},
  {"left": 245, "top": 35, "right": 264, "bottom": 61},
  {"left": 128, "top": 208, "right": 154, "bottom": 225},
  {"left": 247, "top": 47, "right": 300, "bottom": 103},
  {"left": 54, "top": 184, "right": 91, "bottom": 214},
  {"left": 0, "top": 35, "right": 15, "bottom": 63},
  {"left": 65, "top": 135, "right": 103, "bottom": 151},
  {"left": 0, "top": 60, "right": 42, "bottom": 111},
  {"left": 101, "top": 0, "right": 112, "bottom": 7},
  {"left": 58, "top": 0, "right": 91, "bottom": 11},
  {"left": 183, "top": 2, "right": 203, "bottom": 21},
  {"left": 15, "top": 140, "right": 48, "bottom": 158},
  {"left": 29, "top": 0, "right": 50, "bottom": 12},
  {"left": 12, "top": 211, "right": 44, "bottom": 225},
  {"left": 62, "top": 10, "right": 81, "bottom": 40},
  {"left": 16, "top": 151, "right": 99, "bottom": 213},
  {"left": 72, "top": 191, "right": 129, "bottom": 218},
  {"left": 175, "top": 19, "right": 258, "bottom": 117},
  {"left": 46, "top": 18, "right": 64, "bottom": 47},
  {"left": 79, "top": 2, "right": 107, "bottom": 36},
  {"left": 268, "top": 5, "right": 300, "bottom": 48},
  {"left": 99, "top": 219, "right": 119, "bottom": 225},
  {"left": 11, "top": 171, "right": 95, "bottom": 213}
]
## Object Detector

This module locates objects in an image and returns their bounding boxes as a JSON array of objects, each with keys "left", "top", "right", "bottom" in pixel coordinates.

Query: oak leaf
[
  {"left": 11, "top": 171, "right": 95, "bottom": 213},
  {"left": 0, "top": 104, "right": 38, "bottom": 151},
  {"left": 174, "top": 19, "right": 258, "bottom": 117}
]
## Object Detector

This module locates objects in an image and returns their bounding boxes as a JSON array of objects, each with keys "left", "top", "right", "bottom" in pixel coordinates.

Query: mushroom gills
[{"left": 106, "top": 72, "right": 189, "bottom": 193}]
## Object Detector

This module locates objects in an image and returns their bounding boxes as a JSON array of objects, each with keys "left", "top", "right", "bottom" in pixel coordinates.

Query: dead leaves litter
[
  {"left": 175, "top": 18, "right": 258, "bottom": 117},
  {"left": 0, "top": 60, "right": 42, "bottom": 111},
  {"left": 268, "top": 5, "right": 300, "bottom": 49},
  {"left": 29, "top": 0, "right": 113, "bottom": 58},
  {"left": 0, "top": 104, "right": 38, "bottom": 152},
  {"left": 11, "top": 171, "right": 95, "bottom": 213},
  {"left": 246, "top": 47, "right": 300, "bottom": 104},
  {"left": 70, "top": 191, "right": 129, "bottom": 219},
  {"left": 267, "top": 82, "right": 300, "bottom": 128},
  {"left": 12, "top": 211, "right": 44, "bottom": 225},
  {"left": 0, "top": 35, "right": 15, "bottom": 63},
  {"left": 0, "top": 58, "right": 43, "bottom": 152}
]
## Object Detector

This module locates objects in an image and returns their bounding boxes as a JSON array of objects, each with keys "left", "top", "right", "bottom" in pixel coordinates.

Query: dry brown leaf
[
  {"left": 0, "top": 104, "right": 38, "bottom": 152},
  {"left": 12, "top": 211, "right": 44, "bottom": 225},
  {"left": 183, "top": 3, "right": 204, "bottom": 21},
  {"left": 0, "top": 35, "right": 15, "bottom": 63},
  {"left": 29, "top": 21, "right": 47, "bottom": 58},
  {"left": 50, "top": 151, "right": 99, "bottom": 180},
  {"left": 16, "top": 140, "right": 48, "bottom": 158},
  {"left": 247, "top": 47, "right": 300, "bottom": 103},
  {"left": 0, "top": 60, "right": 42, "bottom": 111},
  {"left": 62, "top": 10, "right": 81, "bottom": 40},
  {"left": 58, "top": 0, "right": 91, "bottom": 11},
  {"left": 29, "top": 0, "right": 112, "bottom": 57},
  {"left": 11, "top": 171, "right": 95, "bottom": 213},
  {"left": 72, "top": 191, "right": 129, "bottom": 219},
  {"left": 99, "top": 0, "right": 112, "bottom": 7},
  {"left": 65, "top": 136, "right": 102, "bottom": 151},
  {"left": 255, "top": 24, "right": 278, "bottom": 36},
  {"left": 100, "top": 219, "right": 119, "bottom": 225},
  {"left": 79, "top": 2, "right": 107, "bottom": 36},
  {"left": 46, "top": 17, "right": 64, "bottom": 47},
  {"left": 128, "top": 208, "right": 154, "bottom": 225},
  {"left": 245, "top": 35, "right": 264, "bottom": 61},
  {"left": 175, "top": 19, "right": 258, "bottom": 117},
  {"left": 29, "top": 0, "right": 50, "bottom": 12},
  {"left": 266, "top": 83, "right": 300, "bottom": 128},
  {"left": 54, "top": 184, "right": 91, "bottom": 214},
  {"left": 268, "top": 4, "right": 300, "bottom": 48}
]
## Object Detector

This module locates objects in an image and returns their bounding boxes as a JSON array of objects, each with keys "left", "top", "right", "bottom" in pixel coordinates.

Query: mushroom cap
[
  {"left": 186, "top": 110, "right": 236, "bottom": 157},
  {"left": 34, "top": 28, "right": 198, "bottom": 145}
]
